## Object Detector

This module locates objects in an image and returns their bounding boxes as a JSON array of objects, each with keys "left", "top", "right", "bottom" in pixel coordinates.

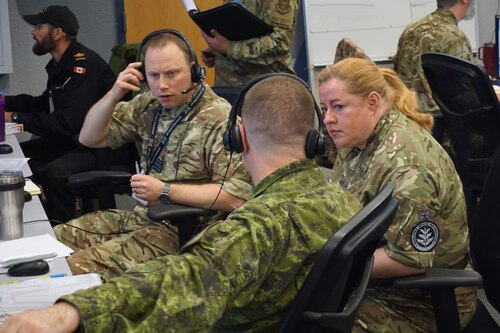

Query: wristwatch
[
  {"left": 11, "top": 112, "right": 18, "bottom": 123},
  {"left": 158, "top": 182, "right": 171, "bottom": 204}
]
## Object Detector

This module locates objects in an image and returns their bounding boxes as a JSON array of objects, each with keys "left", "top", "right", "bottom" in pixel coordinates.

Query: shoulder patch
[
  {"left": 275, "top": 0, "right": 292, "bottom": 15},
  {"left": 411, "top": 221, "right": 439, "bottom": 252},
  {"left": 73, "top": 66, "right": 86, "bottom": 75}
]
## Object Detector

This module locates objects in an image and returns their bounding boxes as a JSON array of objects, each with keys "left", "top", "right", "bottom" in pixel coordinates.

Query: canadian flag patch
[{"left": 73, "top": 66, "right": 86, "bottom": 74}]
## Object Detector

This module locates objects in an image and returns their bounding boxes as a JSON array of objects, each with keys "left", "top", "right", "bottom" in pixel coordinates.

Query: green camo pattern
[
  {"left": 393, "top": 8, "right": 472, "bottom": 114},
  {"left": 60, "top": 159, "right": 361, "bottom": 332},
  {"left": 214, "top": 0, "right": 299, "bottom": 87},
  {"left": 328, "top": 109, "right": 476, "bottom": 332},
  {"left": 54, "top": 84, "right": 252, "bottom": 281}
]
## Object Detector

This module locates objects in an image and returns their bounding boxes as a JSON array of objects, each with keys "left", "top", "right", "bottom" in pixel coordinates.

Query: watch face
[{"left": 159, "top": 192, "right": 170, "bottom": 204}]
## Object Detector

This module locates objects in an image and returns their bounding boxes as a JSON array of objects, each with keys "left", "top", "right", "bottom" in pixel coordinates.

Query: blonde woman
[{"left": 319, "top": 58, "right": 475, "bottom": 332}]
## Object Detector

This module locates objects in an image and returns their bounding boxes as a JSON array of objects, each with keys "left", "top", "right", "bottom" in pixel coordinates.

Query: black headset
[
  {"left": 223, "top": 73, "right": 327, "bottom": 159},
  {"left": 137, "top": 29, "right": 206, "bottom": 84}
]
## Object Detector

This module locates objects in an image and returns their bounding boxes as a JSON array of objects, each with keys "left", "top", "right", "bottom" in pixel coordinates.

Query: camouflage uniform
[
  {"left": 214, "top": 0, "right": 299, "bottom": 87},
  {"left": 393, "top": 8, "right": 472, "bottom": 114},
  {"left": 328, "top": 108, "right": 476, "bottom": 332},
  {"left": 60, "top": 159, "right": 361, "bottom": 332},
  {"left": 54, "top": 84, "right": 252, "bottom": 281},
  {"left": 333, "top": 37, "right": 371, "bottom": 64}
]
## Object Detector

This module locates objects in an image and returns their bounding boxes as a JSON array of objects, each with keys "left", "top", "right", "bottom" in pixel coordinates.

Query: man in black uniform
[{"left": 4, "top": 5, "right": 116, "bottom": 222}]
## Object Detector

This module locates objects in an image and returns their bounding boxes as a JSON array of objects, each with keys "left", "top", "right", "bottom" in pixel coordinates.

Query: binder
[{"left": 189, "top": 3, "right": 274, "bottom": 41}]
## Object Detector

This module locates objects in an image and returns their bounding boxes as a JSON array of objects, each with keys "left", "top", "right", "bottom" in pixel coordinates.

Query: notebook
[{"left": 188, "top": 3, "right": 274, "bottom": 41}]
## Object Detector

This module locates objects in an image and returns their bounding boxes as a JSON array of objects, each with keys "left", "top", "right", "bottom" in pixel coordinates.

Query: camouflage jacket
[
  {"left": 214, "top": 0, "right": 299, "bottom": 87},
  {"left": 393, "top": 8, "right": 472, "bottom": 114},
  {"left": 329, "top": 108, "right": 469, "bottom": 269},
  {"left": 107, "top": 83, "right": 252, "bottom": 206},
  {"left": 61, "top": 159, "right": 361, "bottom": 332}
]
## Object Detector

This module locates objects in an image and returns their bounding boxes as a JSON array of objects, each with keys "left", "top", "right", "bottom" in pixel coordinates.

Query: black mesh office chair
[
  {"left": 70, "top": 43, "right": 142, "bottom": 216},
  {"left": 386, "top": 53, "right": 500, "bottom": 333},
  {"left": 421, "top": 52, "right": 500, "bottom": 225},
  {"left": 69, "top": 167, "right": 216, "bottom": 248},
  {"left": 469, "top": 145, "right": 500, "bottom": 314},
  {"left": 278, "top": 184, "right": 399, "bottom": 333}
]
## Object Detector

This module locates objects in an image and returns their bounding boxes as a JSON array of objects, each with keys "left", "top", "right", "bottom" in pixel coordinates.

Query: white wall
[
  {"left": 0, "top": 0, "right": 120, "bottom": 96},
  {"left": 477, "top": 0, "right": 500, "bottom": 46},
  {"left": 1, "top": 0, "right": 498, "bottom": 97}
]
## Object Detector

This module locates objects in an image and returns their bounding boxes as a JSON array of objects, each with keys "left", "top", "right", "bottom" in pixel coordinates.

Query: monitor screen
[{"left": 496, "top": 15, "right": 500, "bottom": 78}]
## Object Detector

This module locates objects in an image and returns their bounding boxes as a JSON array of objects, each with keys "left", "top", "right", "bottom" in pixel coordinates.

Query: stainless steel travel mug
[{"left": 0, "top": 170, "right": 25, "bottom": 240}]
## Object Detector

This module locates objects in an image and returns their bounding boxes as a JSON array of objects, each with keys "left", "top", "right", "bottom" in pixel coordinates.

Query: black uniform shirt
[{"left": 6, "top": 41, "right": 115, "bottom": 139}]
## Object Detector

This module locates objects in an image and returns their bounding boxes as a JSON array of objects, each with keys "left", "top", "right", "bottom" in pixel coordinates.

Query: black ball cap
[{"left": 23, "top": 5, "right": 79, "bottom": 37}]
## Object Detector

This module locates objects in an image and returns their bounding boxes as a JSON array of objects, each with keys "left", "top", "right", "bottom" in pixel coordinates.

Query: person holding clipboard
[{"left": 198, "top": 0, "right": 300, "bottom": 87}]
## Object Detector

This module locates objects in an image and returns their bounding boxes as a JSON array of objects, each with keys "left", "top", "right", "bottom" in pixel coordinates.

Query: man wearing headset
[
  {"left": 52, "top": 30, "right": 252, "bottom": 281},
  {"left": 0, "top": 75, "right": 361, "bottom": 333}
]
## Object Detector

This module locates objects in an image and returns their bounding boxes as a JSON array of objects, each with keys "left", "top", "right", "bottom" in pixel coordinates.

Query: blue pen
[
  {"left": 38, "top": 273, "right": 67, "bottom": 279},
  {"left": 49, "top": 273, "right": 67, "bottom": 278}
]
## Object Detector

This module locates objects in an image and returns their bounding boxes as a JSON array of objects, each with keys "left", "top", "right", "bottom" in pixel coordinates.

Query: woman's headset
[
  {"left": 223, "top": 73, "right": 327, "bottom": 159},
  {"left": 137, "top": 29, "right": 206, "bottom": 85}
]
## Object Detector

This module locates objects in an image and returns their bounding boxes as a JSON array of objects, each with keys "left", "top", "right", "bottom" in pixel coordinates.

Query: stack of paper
[
  {"left": 0, "top": 234, "right": 73, "bottom": 268},
  {"left": 0, "top": 273, "right": 102, "bottom": 319}
]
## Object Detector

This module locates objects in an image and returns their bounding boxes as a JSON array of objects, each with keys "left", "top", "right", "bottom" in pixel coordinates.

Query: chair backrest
[
  {"left": 72, "top": 43, "right": 142, "bottom": 215},
  {"left": 212, "top": 85, "right": 242, "bottom": 106},
  {"left": 470, "top": 146, "right": 500, "bottom": 313},
  {"left": 279, "top": 184, "right": 399, "bottom": 333},
  {"left": 421, "top": 53, "right": 500, "bottom": 224}
]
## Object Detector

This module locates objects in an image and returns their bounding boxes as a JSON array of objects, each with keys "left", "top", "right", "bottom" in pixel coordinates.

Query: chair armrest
[
  {"left": 391, "top": 268, "right": 482, "bottom": 333},
  {"left": 391, "top": 268, "right": 483, "bottom": 290},
  {"left": 68, "top": 171, "right": 132, "bottom": 187},
  {"left": 147, "top": 203, "right": 218, "bottom": 248},
  {"left": 147, "top": 203, "right": 217, "bottom": 221}
]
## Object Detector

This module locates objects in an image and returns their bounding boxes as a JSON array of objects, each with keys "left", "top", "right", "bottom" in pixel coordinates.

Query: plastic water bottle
[{"left": 0, "top": 93, "right": 5, "bottom": 142}]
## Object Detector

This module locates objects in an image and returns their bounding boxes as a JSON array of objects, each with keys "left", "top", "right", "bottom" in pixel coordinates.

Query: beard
[
  {"left": 464, "top": 0, "right": 476, "bottom": 21},
  {"left": 32, "top": 34, "right": 56, "bottom": 56}
]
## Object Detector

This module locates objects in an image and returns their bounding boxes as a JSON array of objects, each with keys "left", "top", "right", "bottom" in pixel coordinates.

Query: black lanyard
[{"left": 144, "top": 85, "right": 205, "bottom": 174}]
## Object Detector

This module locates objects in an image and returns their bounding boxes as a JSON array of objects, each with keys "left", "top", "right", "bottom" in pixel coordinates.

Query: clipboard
[{"left": 189, "top": 3, "right": 274, "bottom": 41}]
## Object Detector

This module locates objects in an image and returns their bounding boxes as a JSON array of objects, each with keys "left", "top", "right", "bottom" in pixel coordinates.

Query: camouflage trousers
[
  {"left": 53, "top": 207, "right": 179, "bottom": 282},
  {"left": 353, "top": 286, "right": 477, "bottom": 333}
]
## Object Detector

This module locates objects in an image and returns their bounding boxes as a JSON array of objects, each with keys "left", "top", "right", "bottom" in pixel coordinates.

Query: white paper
[
  {"left": 0, "top": 158, "right": 30, "bottom": 171},
  {"left": 182, "top": 0, "right": 198, "bottom": 12},
  {"left": 0, "top": 234, "right": 73, "bottom": 268},
  {"left": 0, "top": 273, "right": 102, "bottom": 317}
]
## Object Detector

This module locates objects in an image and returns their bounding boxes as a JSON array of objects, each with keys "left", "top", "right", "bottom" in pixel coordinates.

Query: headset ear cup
[
  {"left": 223, "top": 126, "right": 243, "bottom": 153},
  {"left": 229, "top": 126, "right": 244, "bottom": 153},
  {"left": 191, "top": 64, "right": 199, "bottom": 83},
  {"left": 305, "top": 129, "right": 320, "bottom": 159},
  {"left": 139, "top": 65, "right": 147, "bottom": 84},
  {"left": 316, "top": 132, "right": 327, "bottom": 157}
]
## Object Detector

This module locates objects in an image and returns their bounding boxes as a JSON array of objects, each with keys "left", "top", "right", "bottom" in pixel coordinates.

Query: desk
[
  {"left": 0, "top": 134, "right": 72, "bottom": 282},
  {"left": 2, "top": 134, "right": 31, "bottom": 177}
]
